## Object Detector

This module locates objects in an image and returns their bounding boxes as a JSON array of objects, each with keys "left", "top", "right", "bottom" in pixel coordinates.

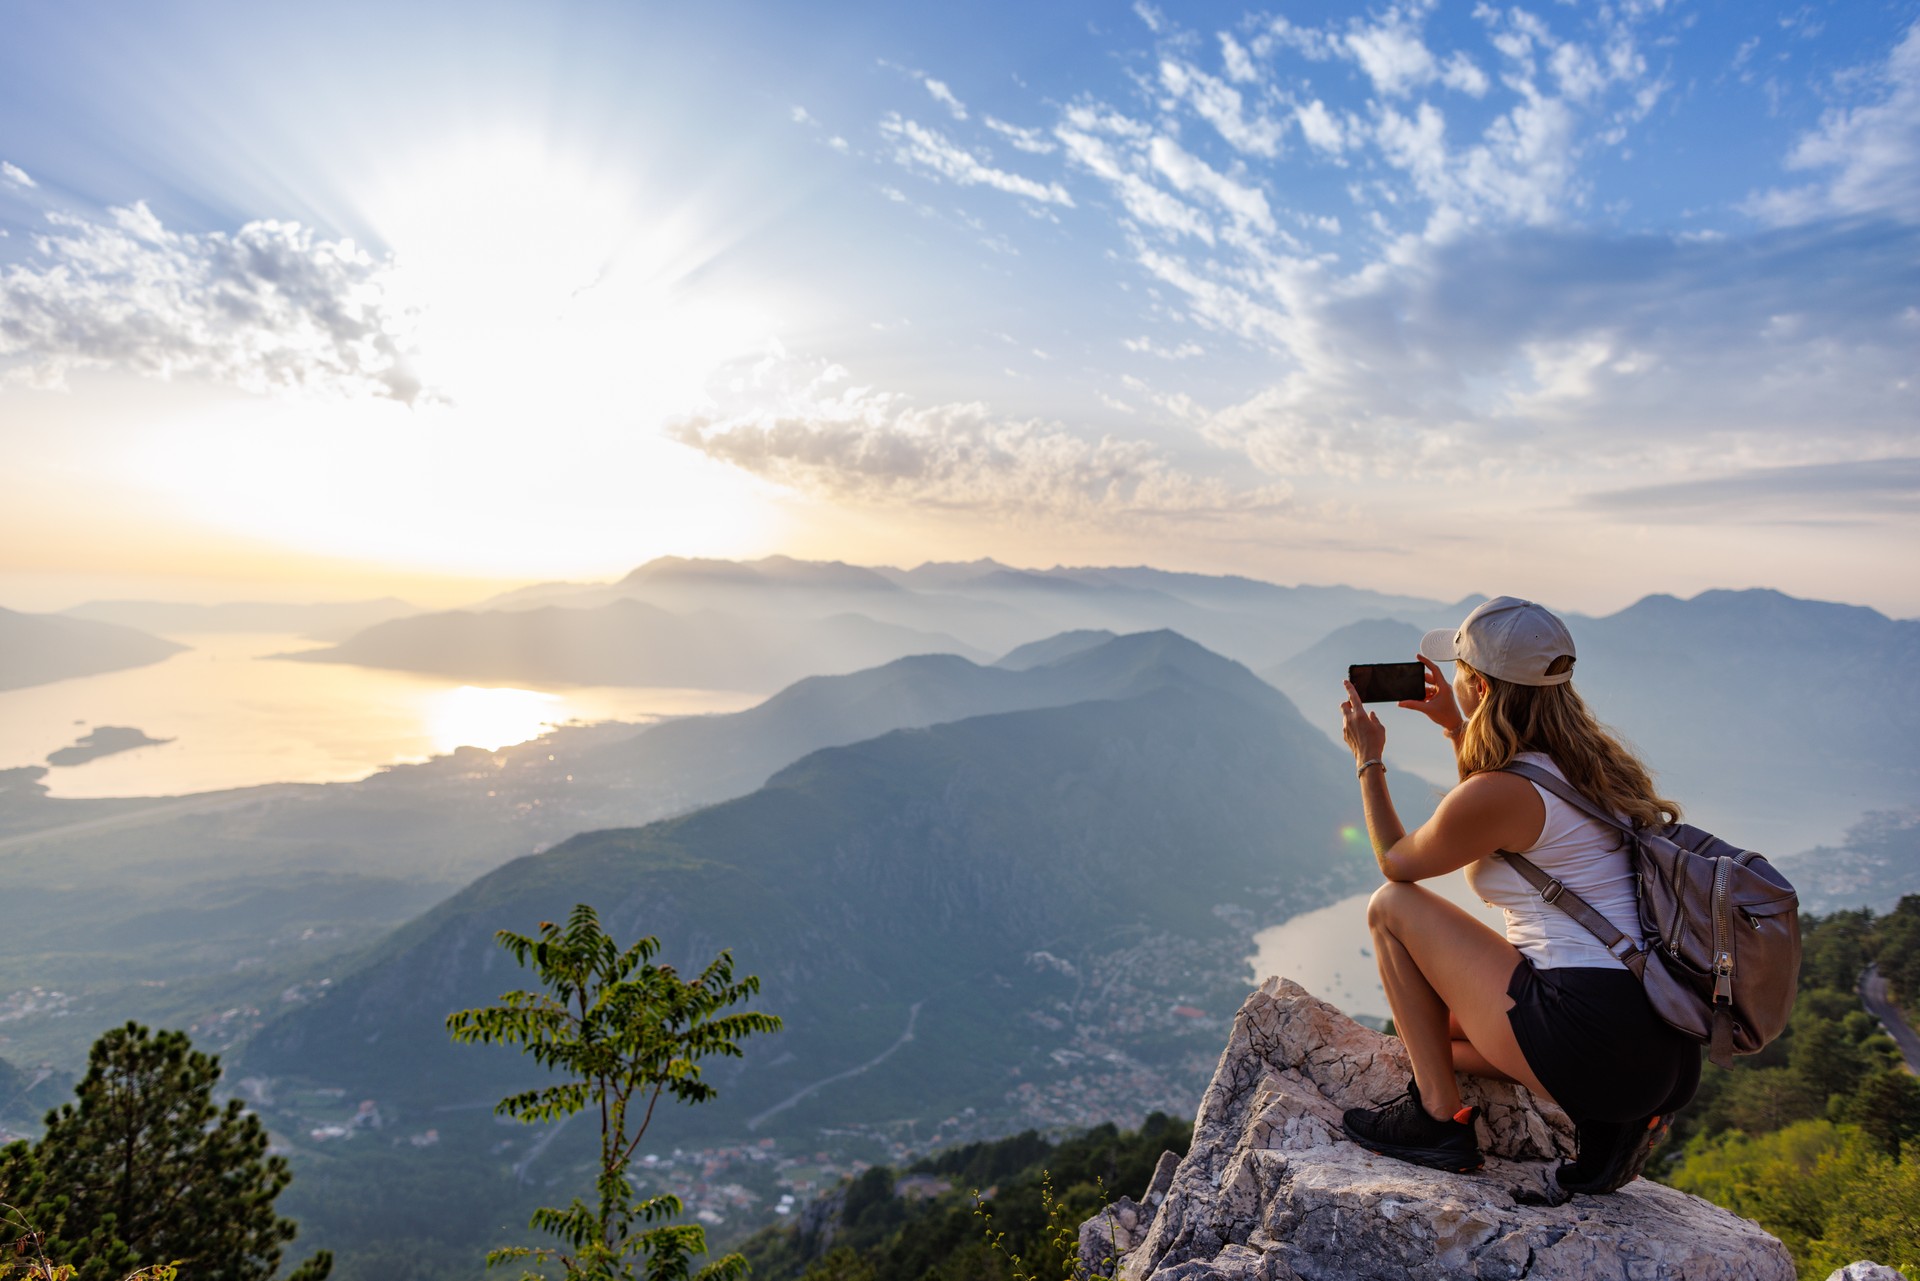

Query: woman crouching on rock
[{"left": 1336, "top": 596, "right": 1699, "bottom": 1194}]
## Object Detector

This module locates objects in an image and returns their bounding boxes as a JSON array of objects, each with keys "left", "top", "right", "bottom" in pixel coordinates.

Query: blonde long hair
[{"left": 1455, "top": 657, "right": 1680, "bottom": 830}]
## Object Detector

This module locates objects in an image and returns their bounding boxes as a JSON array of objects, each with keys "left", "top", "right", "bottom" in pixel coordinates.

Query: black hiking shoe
[
  {"left": 1555, "top": 1113, "right": 1670, "bottom": 1194},
  {"left": 1342, "top": 1078, "right": 1483, "bottom": 1173}
]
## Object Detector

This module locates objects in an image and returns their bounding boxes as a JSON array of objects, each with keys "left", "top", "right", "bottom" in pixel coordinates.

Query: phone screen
[{"left": 1348, "top": 661, "right": 1427, "bottom": 704}]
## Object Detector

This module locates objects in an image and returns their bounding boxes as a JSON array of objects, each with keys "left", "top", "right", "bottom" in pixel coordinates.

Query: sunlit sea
[
  {"left": 0, "top": 633, "right": 760, "bottom": 799},
  {"left": 1246, "top": 871, "right": 1505, "bottom": 1021}
]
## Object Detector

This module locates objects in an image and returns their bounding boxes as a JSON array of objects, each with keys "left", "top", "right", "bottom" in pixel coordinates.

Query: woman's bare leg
[
  {"left": 1449, "top": 1012, "right": 1517, "bottom": 1084},
  {"left": 1368, "top": 880, "right": 1552, "bottom": 1118}
]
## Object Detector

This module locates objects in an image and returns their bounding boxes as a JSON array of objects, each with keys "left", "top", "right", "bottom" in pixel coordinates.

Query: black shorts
[{"left": 1505, "top": 958, "right": 1701, "bottom": 1123}]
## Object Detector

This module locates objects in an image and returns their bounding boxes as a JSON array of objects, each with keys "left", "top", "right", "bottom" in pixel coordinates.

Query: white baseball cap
[{"left": 1419, "top": 596, "right": 1577, "bottom": 687}]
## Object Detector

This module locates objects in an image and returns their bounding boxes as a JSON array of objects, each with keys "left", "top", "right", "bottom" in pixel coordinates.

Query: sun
[{"left": 124, "top": 131, "right": 793, "bottom": 580}]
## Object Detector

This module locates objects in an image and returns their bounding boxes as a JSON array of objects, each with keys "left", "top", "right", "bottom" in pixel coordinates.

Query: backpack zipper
[{"left": 1712, "top": 855, "right": 1734, "bottom": 1004}]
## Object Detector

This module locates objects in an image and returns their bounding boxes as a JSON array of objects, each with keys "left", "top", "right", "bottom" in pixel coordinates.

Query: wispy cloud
[
  {"left": 671, "top": 350, "right": 1287, "bottom": 520},
  {"left": 1122, "top": 336, "right": 1204, "bottom": 359},
  {"left": 880, "top": 114, "right": 1074, "bottom": 206},
  {"left": 1581, "top": 458, "right": 1920, "bottom": 521},
  {"left": 1748, "top": 18, "right": 1920, "bottom": 224},
  {"left": 1056, "top": 117, "right": 1214, "bottom": 244},
  {"left": 0, "top": 202, "right": 423, "bottom": 402},
  {"left": 984, "top": 117, "right": 1055, "bottom": 155},
  {"left": 921, "top": 75, "right": 968, "bottom": 121},
  {"left": 1158, "top": 60, "right": 1286, "bottom": 157},
  {"left": 0, "top": 161, "right": 35, "bottom": 190},
  {"left": 1192, "top": 220, "right": 1920, "bottom": 479},
  {"left": 854, "top": 1, "right": 1914, "bottom": 529}
]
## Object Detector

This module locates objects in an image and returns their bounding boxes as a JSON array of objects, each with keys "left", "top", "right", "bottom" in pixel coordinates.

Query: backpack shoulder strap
[
  {"left": 1496, "top": 848, "right": 1648, "bottom": 976},
  {"left": 1495, "top": 760, "right": 1647, "bottom": 977},
  {"left": 1498, "top": 759, "right": 1633, "bottom": 836}
]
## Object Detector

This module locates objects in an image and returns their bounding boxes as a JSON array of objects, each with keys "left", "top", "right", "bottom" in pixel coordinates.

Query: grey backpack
[{"left": 1498, "top": 760, "right": 1802, "bottom": 1068}]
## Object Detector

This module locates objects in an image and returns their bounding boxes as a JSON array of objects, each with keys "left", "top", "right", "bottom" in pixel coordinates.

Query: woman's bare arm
[{"left": 1342, "top": 677, "right": 1544, "bottom": 882}]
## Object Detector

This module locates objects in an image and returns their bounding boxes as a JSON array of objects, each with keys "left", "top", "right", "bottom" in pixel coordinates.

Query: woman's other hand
[
  {"left": 1341, "top": 680, "right": 1387, "bottom": 764},
  {"left": 1398, "top": 655, "right": 1463, "bottom": 735}
]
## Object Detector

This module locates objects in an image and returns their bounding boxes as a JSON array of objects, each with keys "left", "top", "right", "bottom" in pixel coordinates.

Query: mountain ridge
[{"left": 245, "top": 631, "right": 1396, "bottom": 1135}]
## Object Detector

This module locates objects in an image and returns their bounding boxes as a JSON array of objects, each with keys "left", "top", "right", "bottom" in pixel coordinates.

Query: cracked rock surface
[{"left": 1083, "top": 977, "right": 1794, "bottom": 1281}]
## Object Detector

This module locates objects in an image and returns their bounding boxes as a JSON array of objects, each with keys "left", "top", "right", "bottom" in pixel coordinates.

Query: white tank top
[{"left": 1464, "top": 751, "right": 1645, "bottom": 970}]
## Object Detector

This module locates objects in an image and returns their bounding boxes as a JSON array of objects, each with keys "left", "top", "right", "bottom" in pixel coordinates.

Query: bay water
[{"left": 0, "top": 632, "right": 758, "bottom": 798}]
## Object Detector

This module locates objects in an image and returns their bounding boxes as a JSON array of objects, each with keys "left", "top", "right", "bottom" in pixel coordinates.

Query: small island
[{"left": 46, "top": 726, "right": 173, "bottom": 767}]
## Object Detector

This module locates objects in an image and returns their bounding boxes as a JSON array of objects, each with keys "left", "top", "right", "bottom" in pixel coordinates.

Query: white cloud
[
  {"left": 1159, "top": 61, "right": 1286, "bottom": 157},
  {"left": 984, "top": 117, "right": 1056, "bottom": 155},
  {"left": 0, "top": 202, "right": 422, "bottom": 402},
  {"left": 922, "top": 76, "right": 969, "bottom": 121},
  {"left": 671, "top": 349, "right": 1288, "bottom": 519},
  {"left": 1123, "top": 336, "right": 1205, "bottom": 359},
  {"left": 1369, "top": 87, "right": 1583, "bottom": 225},
  {"left": 1056, "top": 127, "right": 1215, "bottom": 243},
  {"left": 1219, "top": 32, "right": 1258, "bottom": 83},
  {"left": 1296, "top": 100, "right": 1350, "bottom": 155},
  {"left": 1254, "top": 16, "right": 1338, "bottom": 61},
  {"left": 790, "top": 106, "right": 816, "bottom": 126},
  {"left": 1344, "top": 9, "right": 1438, "bottom": 97},
  {"left": 1134, "top": 248, "right": 1296, "bottom": 347},
  {"left": 880, "top": 115, "right": 1074, "bottom": 206},
  {"left": 1748, "top": 18, "right": 1920, "bottom": 224},
  {"left": 1147, "top": 136, "right": 1275, "bottom": 232},
  {"left": 1133, "top": 1, "right": 1165, "bottom": 34},
  {"left": 1, "top": 161, "right": 35, "bottom": 190},
  {"left": 1442, "top": 52, "right": 1491, "bottom": 97},
  {"left": 1198, "top": 220, "right": 1920, "bottom": 480}
]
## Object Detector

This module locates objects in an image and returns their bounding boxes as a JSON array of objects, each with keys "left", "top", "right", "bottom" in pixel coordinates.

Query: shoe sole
[{"left": 1341, "top": 1119, "right": 1484, "bottom": 1173}]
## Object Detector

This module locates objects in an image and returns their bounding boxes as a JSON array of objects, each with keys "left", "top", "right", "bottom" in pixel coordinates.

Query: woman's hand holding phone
[
  {"left": 1340, "top": 679, "right": 1387, "bottom": 764},
  {"left": 1398, "top": 655, "right": 1463, "bottom": 736}
]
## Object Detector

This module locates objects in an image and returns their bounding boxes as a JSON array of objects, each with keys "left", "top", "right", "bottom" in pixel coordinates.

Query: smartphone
[{"left": 1348, "top": 661, "right": 1427, "bottom": 704}]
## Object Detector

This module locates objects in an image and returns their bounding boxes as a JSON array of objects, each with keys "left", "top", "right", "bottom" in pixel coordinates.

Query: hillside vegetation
[
  {"left": 741, "top": 1113, "right": 1192, "bottom": 1281},
  {"left": 1661, "top": 898, "right": 1920, "bottom": 1275}
]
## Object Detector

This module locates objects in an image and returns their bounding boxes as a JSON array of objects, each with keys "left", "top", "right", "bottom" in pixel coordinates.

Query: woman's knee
[{"left": 1366, "top": 880, "right": 1420, "bottom": 932}]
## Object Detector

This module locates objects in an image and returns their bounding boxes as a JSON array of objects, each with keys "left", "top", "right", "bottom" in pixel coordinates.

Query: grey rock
[
  {"left": 1081, "top": 1197, "right": 1150, "bottom": 1277},
  {"left": 1826, "top": 1265, "right": 1909, "bottom": 1281},
  {"left": 1085, "top": 977, "right": 1795, "bottom": 1281},
  {"left": 1146, "top": 1149, "right": 1181, "bottom": 1206}
]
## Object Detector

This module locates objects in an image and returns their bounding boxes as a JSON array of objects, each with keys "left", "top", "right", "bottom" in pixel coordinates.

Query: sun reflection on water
[{"left": 427, "top": 685, "right": 568, "bottom": 754}]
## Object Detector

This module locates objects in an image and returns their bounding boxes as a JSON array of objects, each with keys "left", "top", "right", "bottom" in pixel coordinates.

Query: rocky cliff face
[{"left": 1080, "top": 978, "right": 1796, "bottom": 1281}]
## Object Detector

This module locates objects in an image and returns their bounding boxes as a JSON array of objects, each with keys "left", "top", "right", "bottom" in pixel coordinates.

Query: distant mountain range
[
  {"left": 1264, "top": 589, "right": 1920, "bottom": 854},
  {"left": 562, "top": 625, "right": 1309, "bottom": 810},
  {"left": 245, "top": 631, "right": 1399, "bottom": 1132},
  {"left": 290, "top": 555, "right": 1475, "bottom": 691},
  {"left": 63, "top": 598, "right": 419, "bottom": 641},
  {"left": 283, "top": 598, "right": 988, "bottom": 690},
  {"left": 0, "top": 607, "right": 185, "bottom": 691}
]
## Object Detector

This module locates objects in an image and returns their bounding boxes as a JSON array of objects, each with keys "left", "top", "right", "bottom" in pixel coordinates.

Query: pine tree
[{"left": 0, "top": 1023, "right": 330, "bottom": 1281}]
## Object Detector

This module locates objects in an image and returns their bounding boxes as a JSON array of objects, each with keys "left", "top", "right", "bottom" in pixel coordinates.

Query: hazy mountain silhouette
[
  {"left": 349, "top": 556, "right": 1469, "bottom": 677},
  {"left": 994, "top": 629, "right": 1119, "bottom": 670},
  {"left": 64, "top": 598, "right": 419, "bottom": 641},
  {"left": 245, "top": 632, "right": 1398, "bottom": 1131},
  {"left": 283, "top": 598, "right": 985, "bottom": 691},
  {"left": 1266, "top": 589, "right": 1920, "bottom": 852},
  {"left": 566, "top": 633, "right": 1172, "bottom": 807},
  {"left": 1263, "top": 619, "right": 1455, "bottom": 782},
  {"left": 0, "top": 607, "right": 185, "bottom": 691}
]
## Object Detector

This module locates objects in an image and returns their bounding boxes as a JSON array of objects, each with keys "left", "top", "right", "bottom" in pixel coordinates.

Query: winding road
[
  {"left": 746, "top": 1000, "right": 925, "bottom": 1131},
  {"left": 1860, "top": 963, "right": 1920, "bottom": 1074}
]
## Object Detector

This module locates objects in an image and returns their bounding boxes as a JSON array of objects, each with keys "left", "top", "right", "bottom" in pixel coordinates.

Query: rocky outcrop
[
  {"left": 1081, "top": 977, "right": 1796, "bottom": 1281},
  {"left": 1826, "top": 1265, "right": 1909, "bottom": 1281}
]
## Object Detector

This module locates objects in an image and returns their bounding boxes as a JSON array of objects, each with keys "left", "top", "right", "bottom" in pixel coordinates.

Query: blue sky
[{"left": 1, "top": 0, "right": 1916, "bottom": 613}]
